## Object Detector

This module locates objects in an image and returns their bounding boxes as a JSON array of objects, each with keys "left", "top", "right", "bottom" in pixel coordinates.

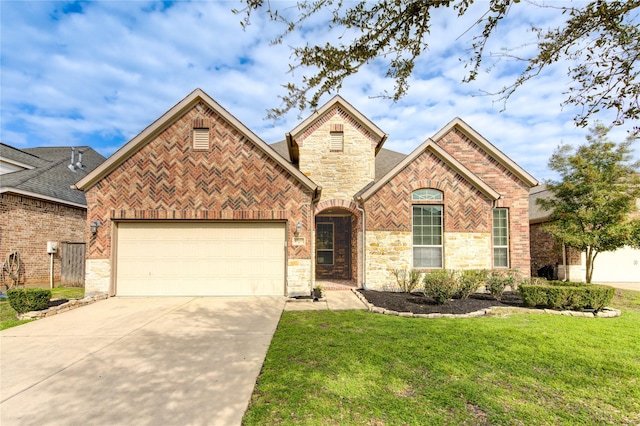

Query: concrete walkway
[
  {"left": 1, "top": 296, "right": 285, "bottom": 426},
  {"left": 285, "top": 289, "right": 368, "bottom": 311}
]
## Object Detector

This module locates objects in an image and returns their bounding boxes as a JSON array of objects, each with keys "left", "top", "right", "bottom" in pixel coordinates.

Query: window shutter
[{"left": 193, "top": 128, "right": 209, "bottom": 150}]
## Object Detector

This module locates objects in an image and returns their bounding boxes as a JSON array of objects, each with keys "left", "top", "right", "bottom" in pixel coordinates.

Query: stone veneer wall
[
  {"left": 365, "top": 230, "right": 411, "bottom": 290},
  {"left": 364, "top": 231, "right": 492, "bottom": 290},
  {"left": 287, "top": 259, "right": 312, "bottom": 297},
  {"left": 85, "top": 100, "right": 314, "bottom": 295},
  {"left": 443, "top": 233, "right": 491, "bottom": 270},
  {"left": 0, "top": 193, "right": 86, "bottom": 284},
  {"left": 298, "top": 106, "right": 376, "bottom": 202}
]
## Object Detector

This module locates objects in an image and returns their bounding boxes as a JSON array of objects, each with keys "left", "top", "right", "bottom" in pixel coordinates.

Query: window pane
[
  {"left": 412, "top": 189, "right": 443, "bottom": 201},
  {"left": 494, "top": 248, "right": 508, "bottom": 268},
  {"left": 316, "top": 223, "right": 333, "bottom": 250},
  {"left": 413, "top": 247, "right": 442, "bottom": 268},
  {"left": 412, "top": 205, "right": 443, "bottom": 268},
  {"left": 317, "top": 250, "right": 334, "bottom": 265},
  {"left": 492, "top": 208, "right": 509, "bottom": 267}
]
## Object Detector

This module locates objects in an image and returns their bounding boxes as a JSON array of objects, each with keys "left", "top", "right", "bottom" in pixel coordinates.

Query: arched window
[{"left": 412, "top": 189, "right": 443, "bottom": 201}]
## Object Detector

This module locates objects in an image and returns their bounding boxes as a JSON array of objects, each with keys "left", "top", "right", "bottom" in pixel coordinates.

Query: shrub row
[
  {"left": 519, "top": 282, "right": 614, "bottom": 311},
  {"left": 420, "top": 269, "right": 521, "bottom": 304},
  {"left": 7, "top": 288, "right": 52, "bottom": 314}
]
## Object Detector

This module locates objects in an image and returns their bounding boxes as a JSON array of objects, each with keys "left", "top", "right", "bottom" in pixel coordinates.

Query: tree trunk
[{"left": 585, "top": 247, "right": 598, "bottom": 284}]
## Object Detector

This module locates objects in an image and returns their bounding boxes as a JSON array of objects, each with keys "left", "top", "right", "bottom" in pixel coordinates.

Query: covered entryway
[
  {"left": 315, "top": 206, "right": 358, "bottom": 282},
  {"left": 115, "top": 221, "right": 286, "bottom": 296}
]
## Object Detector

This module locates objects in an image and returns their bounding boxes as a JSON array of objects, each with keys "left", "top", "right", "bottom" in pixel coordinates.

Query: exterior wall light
[
  {"left": 294, "top": 221, "right": 302, "bottom": 237},
  {"left": 90, "top": 220, "right": 102, "bottom": 235}
]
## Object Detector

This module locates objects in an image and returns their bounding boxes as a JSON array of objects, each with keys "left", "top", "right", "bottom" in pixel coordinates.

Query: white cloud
[{"left": 1, "top": 0, "right": 638, "bottom": 180}]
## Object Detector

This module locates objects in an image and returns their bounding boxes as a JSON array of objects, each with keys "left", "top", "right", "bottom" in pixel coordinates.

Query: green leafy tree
[
  {"left": 537, "top": 124, "right": 640, "bottom": 283},
  {"left": 235, "top": 0, "right": 640, "bottom": 131}
]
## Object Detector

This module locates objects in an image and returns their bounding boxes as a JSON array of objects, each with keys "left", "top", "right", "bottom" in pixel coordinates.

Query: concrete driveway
[{"left": 1, "top": 296, "right": 285, "bottom": 426}]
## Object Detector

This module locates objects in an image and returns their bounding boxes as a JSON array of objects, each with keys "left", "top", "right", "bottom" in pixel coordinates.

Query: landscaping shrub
[
  {"left": 423, "top": 270, "right": 459, "bottom": 304},
  {"left": 486, "top": 269, "right": 520, "bottom": 300},
  {"left": 392, "top": 268, "right": 422, "bottom": 293},
  {"left": 457, "top": 269, "right": 488, "bottom": 299},
  {"left": 519, "top": 282, "right": 614, "bottom": 311},
  {"left": 7, "top": 288, "right": 52, "bottom": 314}
]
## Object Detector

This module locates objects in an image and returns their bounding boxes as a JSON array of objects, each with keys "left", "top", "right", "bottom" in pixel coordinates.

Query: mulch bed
[{"left": 358, "top": 290, "right": 524, "bottom": 315}]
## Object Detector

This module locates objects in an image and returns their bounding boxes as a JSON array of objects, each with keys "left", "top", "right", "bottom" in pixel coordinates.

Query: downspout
[
  {"left": 310, "top": 187, "right": 322, "bottom": 293},
  {"left": 355, "top": 196, "right": 367, "bottom": 290}
]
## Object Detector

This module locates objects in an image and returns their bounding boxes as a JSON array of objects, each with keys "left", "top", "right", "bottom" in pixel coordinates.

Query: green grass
[
  {"left": 243, "top": 288, "right": 640, "bottom": 425},
  {"left": 0, "top": 286, "right": 84, "bottom": 331}
]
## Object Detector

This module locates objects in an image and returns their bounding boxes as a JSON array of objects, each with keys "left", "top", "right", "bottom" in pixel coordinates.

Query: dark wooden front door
[{"left": 316, "top": 216, "right": 351, "bottom": 280}]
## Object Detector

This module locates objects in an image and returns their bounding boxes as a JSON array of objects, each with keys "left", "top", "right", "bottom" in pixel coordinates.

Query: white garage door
[
  {"left": 116, "top": 222, "right": 286, "bottom": 296},
  {"left": 590, "top": 246, "right": 640, "bottom": 284}
]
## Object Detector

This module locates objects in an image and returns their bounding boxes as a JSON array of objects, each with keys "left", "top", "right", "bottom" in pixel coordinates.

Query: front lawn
[
  {"left": 243, "top": 289, "right": 640, "bottom": 425},
  {"left": 0, "top": 286, "right": 84, "bottom": 331}
]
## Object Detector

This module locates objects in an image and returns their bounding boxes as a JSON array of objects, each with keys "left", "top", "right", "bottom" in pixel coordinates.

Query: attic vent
[
  {"left": 193, "top": 128, "right": 210, "bottom": 150},
  {"left": 329, "top": 123, "right": 344, "bottom": 151}
]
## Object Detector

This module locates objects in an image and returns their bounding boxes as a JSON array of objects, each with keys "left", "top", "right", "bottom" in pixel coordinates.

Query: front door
[{"left": 316, "top": 216, "right": 351, "bottom": 280}]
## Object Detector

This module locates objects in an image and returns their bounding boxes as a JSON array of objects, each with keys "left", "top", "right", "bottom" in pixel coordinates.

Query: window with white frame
[
  {"left": 412, "top": 188, "right": 444, "bottom": 201},
  {"left": 412, "top": 204, "right": 443, "bottom": 268},
  {"left": 316, "top": 223, "right": 334, "bottom": 265},
  {"left": 493, "top": 208, "right": 509, "bottom": 267}
]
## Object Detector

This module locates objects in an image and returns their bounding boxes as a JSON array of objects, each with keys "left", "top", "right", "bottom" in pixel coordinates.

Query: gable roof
[
  {"left": 74, "top": 88, "right": 319, "bottom": 194},
  {"left": 284, "top": 95, "right": 388, "bottom": 163},
  {"left": 0, "top": 144, "right": 106, "bottom": 208},
  {"left": 529, "top": 184, "right": 553, "bottom": 224},
  {"left": 434, "top": 117, "right": 538, "bottom": 188},
  {"left": 357, "top": 139, "right": 501, "bottom": 201}
]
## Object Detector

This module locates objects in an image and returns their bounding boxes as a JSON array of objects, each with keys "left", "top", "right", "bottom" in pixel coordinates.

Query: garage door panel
[{"left": 116, "top": 222, "right": 285, "bottom": 296}]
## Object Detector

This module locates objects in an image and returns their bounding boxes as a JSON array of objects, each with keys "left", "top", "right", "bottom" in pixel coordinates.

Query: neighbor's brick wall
[
  {"left": 298, "top": 105, "right": 377, "bottom": 203},
  {"left": 86, "top": 101, "right": 314, "bottom": 291},
  {"left": 436, "top": 127, "right": 533, "bottom": 277},
  {"left": 0, "top": 193, "right": 85, "bottom": 284},
  {"left": 529, "top": 222, "right": 582, "bottom": 276}
]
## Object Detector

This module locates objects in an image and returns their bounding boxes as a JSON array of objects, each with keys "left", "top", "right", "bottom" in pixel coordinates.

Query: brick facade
[
  {"left": 435, "top": 128, "right": 532, "bottom": 276},
  {"left": 85, "top": 100, "right": 314, "bottom": 294},
  {"left": 0, "top": 193, "right": 85, "bottom": 285}
]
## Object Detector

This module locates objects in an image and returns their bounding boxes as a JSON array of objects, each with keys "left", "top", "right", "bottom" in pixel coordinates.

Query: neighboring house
[
  {"left": 75, "top": 88, "right": 538, "bottom": 297},
  {"left": 530, "top": 184, "right": 640, "bottom": 285},
  {"left": 0, "top": 143, "right": 105, "bottom": 287}
]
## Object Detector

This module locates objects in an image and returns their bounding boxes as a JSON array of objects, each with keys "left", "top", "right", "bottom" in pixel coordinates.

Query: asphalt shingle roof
[{"left": 1, "top": 144, "right": 106, "bottom": 207}]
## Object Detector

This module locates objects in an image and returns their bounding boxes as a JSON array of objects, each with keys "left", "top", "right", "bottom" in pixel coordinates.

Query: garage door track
[{"left": 1, "top": 296, "right": 285, "bottom": 426}]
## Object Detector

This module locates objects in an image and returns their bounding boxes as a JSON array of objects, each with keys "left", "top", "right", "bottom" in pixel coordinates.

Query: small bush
[
  {"left": 519, "top": 282, "right": 614, "bottom": 311},
  {"left": 457, "top": 269, "right": 488, "bottom": 299},
  {"left": 7, "top": 288, "right": 52, "bottom": 314},
  {"left": 392, "top": 268, "right": 422, "bottom": 293},
  {"left": 423, "top": 270, "right": 459, "bottom": 304}
]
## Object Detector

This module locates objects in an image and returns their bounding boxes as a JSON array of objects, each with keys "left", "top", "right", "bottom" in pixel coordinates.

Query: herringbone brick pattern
[
  {"left": 87, "top": 101, "right": 313, "bottom": 259},
  {"left": 435, "top": 127, "right": 532, "bottom": 275},
  {"left": 365, "top": 150, "right": 492, "bottom": 233}
]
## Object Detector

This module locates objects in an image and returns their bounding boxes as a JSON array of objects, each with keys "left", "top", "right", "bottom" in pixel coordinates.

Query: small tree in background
[{"left": 538, "top": 124, "right": 640, "bottom": 283}]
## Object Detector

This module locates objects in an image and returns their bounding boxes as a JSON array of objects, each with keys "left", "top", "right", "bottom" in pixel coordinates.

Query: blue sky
[{"left": 1, "top": 0, "right": 638, "bottom": 181}]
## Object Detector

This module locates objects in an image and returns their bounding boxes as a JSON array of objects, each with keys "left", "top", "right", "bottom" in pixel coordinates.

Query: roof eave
[
  {"left": 75, "top": 88, "right": 318, "bottom": 193},
  {"left": 1, "top": 187, "right": 86, "bottom": 209},
  {"left": 435, "top": 117, "right": 539, "bottom": 188}
]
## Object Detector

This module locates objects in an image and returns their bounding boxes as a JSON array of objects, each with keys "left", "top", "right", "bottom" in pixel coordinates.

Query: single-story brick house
[
  {"left": 75, "top": 88, "right": 538, "bottom": 297},
  {"left": 0, "top": 143, "right": 105, "bottom": 287},
  {"left": 530, "top": 184, "right": 640, "bottom": 285}
]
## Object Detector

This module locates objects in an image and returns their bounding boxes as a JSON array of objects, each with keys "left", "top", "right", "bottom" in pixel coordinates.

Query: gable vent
[
  {"left": 329, "top": 123, "right": 344, "bottom": 151},
  {"left": 193, "top": 128, "right": 210, "bottom": 150}
]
